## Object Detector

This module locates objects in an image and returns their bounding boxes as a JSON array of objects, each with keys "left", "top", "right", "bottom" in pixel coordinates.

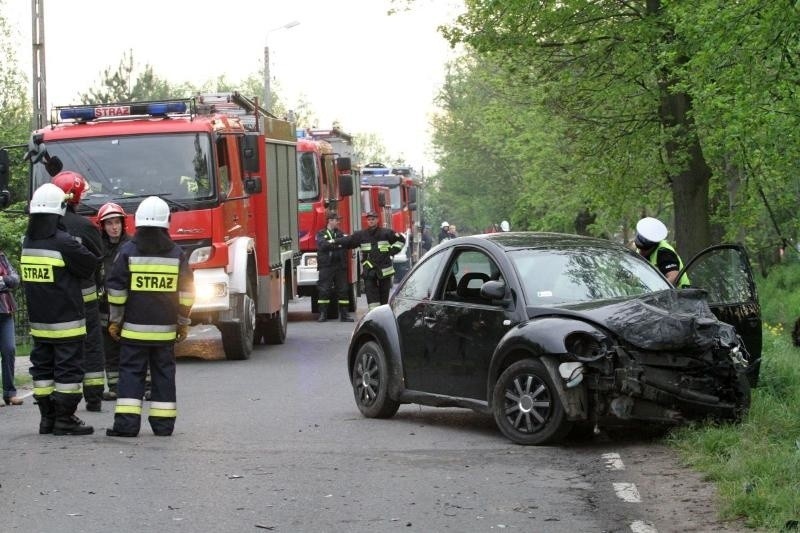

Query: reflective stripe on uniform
[
  {"left": 337, "top": 300, "right": 350, "bottom": 305},
  {"left": 149, "top": 401, "right": 177, "bottom": 418},
  {"left": 107, "top": 288, "right": 128, "bottom": 305},
  {"left": 30, "top": 319, "right": 86, "bottom": 339},
  {"left": 377, "top": 240, "right": 390, "bottom": 252},
  {"left": 129, "top": 257, "right": 179, "bottom": 292},
  {"left": 359, "top": 243, "right": 372, "bottom": 252},
  {"left": 55, "top": 382, "right": 82, "bottom": 394},
  {"left": 362, "top": 260, "right": 373, "bottom": 269},
  {"left": 20, "top": 249, "right": 65, "bottom": 283},
  {"left": 83, "top": 371, "right": 105, "bottom": 387},
  {"left": 106, "top": 371, "right": 119, "bottom": 385},
  {"left": 121, "top": 322, "right": 177, "bottom": 342},
  {"left": 179, "top": 291, "right": 194, "bottom": 307},
  {"left": 380, "top": 266, "right": 395, "bottom": 278},
  {"left": 391, "top": 241, "right": 404, "bottom": 251},
  {"left": 82, "top": 285, "right": 98, "bottom": 302},
  {"left": 115, "top": 397, "right": 143, "bottom": 415},
  {"left": 33, "top": 379, "right": 55, "bottom": 396}
]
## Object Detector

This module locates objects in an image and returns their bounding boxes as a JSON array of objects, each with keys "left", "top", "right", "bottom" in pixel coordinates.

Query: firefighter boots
[
  {"left": 35, "top": 395, "right": 55, "bottom": 435},
  {"left": 52, "top": 394, "right": 94, "bottom": 436},
  {"left": 317, "top": 304, "right": 328, "bottom": 322},
  {"left": 339, "top": 305, "right": 354, "bottom": 322}
]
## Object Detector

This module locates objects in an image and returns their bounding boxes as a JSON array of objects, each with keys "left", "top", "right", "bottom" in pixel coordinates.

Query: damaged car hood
[{"left": 529, "top": 289, "right": 738, "bottom": 352}]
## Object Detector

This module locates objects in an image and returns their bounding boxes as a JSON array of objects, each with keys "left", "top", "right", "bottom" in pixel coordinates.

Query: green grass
[{"left": 669, "top": 328, "right": 800, "bottom": 530}]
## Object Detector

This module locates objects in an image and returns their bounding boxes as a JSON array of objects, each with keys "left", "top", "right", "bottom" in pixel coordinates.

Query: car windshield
[
  {"left": 509, "top": 247, "right": 671, "bottom": 305},
  {"left": 32, "top": 133, "right": 214, "bottom": 208}
]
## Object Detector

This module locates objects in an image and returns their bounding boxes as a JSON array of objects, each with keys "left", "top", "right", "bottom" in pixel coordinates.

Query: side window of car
[
  {"left": 442, "top": 249, "right": 498, "bottom": 304},
  {"left": 395, "top": 250, "right": 446, "bottom": 300}
]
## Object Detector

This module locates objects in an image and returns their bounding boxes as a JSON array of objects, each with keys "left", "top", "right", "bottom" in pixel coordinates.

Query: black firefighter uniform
[
  {"left": 338, "top": 226, "right": 405, "bottom": 309},
  {"left": 21, "top": 226, "right": 99, "bottom": 434},
  {"left": 106, "top": 238, "right": 193, "bottom": 436}
]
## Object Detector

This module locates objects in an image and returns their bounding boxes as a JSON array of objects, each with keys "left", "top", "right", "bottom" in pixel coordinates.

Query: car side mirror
[{"left": 480, "top": 280, "right": 509, "bottom": 306}]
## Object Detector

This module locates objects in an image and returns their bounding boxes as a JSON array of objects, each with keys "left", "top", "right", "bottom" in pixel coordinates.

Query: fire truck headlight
[
  {"left": 195, "top": 281, "right": 228, "bottom": 302},
  {"left": 189, "top": 246, "right": 213, "bottom": 265}
]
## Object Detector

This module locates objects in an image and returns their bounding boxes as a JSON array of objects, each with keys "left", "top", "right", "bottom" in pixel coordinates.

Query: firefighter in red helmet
[
  {"left": 51, "top": 171, "right": 107, "bottom": 412},
  {"left": 96, "top": 202, "right": 129, "bottom": 400}
]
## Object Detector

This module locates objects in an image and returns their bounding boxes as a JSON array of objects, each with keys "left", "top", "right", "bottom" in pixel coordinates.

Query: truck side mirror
[
  {"left": 339, "top": 174, "right": 353, "bottom": 197},
  {"left": 241, "top": 134, "right": 260, "bottom": 173},
  {"left": 408, "top": 187, "right": 417, "bottom": 204},
  {"left": 337, "top": 157, "right": 351, "bottom": 173},
  {"left": 377, "top": 191, "right": 387, "bottom": 207}
]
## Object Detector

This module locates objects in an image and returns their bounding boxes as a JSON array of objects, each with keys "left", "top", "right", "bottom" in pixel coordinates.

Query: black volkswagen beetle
[{"left": 347, "top": 232, "right": 761, "bottom": 445}]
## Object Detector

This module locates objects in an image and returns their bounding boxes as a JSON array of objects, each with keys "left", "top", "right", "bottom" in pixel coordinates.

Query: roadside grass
[{"left": 669, "top": 320, "right": 800, "bottom": 529}]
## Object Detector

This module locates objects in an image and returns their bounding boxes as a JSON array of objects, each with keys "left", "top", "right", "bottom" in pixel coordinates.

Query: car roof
[{"left": 445, "top": 231, "right": 629, "bottom": 253}]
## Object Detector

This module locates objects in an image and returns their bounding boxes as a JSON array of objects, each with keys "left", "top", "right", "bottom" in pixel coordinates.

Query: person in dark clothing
[
  {"left": 315, "top": 213, "right": 353, "bottom": 322},
  {"left": 96, "top": 202, "right": 130, "bottom": 400},
  {"left": 0, "top": 250, "right": 21, "bottom": 405},
  {"left": 634, "top": 216, "right": 691, "bottom": 288},
  {"left": 22, "top": 183, "right": 99, "bottom": 435},
  {"left": 52, "top": 171, "right": 106, "bottom": 411},
  {"left": 106, "top": 196, "right": 193, "bottom": 437},
  {"left": 420, "top": 226, "right": 433, "bottom": 256},
  {"left": 336, "top": 211, "right": 405, "bottom": 310},
  {"left": 438, "top": 221, "right": 451, "bottom": 244}
]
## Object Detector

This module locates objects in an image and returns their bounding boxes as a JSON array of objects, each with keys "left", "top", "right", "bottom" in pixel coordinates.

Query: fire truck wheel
[
  {"left": 220, "top": 277, "right": 256, "bottom": 360},
  {"left": 263, "top": 278, "right": 289, "bottom": 345}
]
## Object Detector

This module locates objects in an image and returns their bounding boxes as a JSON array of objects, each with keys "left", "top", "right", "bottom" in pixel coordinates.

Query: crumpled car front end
[{"left": 561, "top": 289, "right": 753, "bottom": 426}]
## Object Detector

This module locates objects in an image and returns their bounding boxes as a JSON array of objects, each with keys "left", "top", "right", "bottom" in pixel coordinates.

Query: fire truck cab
[{"left": 18, "top": 93, "right": 298, "bottom": 361}]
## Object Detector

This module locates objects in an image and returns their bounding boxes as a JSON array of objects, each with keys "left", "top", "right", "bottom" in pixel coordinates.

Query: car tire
[
  {"left": 492, "top": 359, "right": 572, "bottom": 445},
  {"left": 352, "top": 340, "right": 400, "bottom": 419}
]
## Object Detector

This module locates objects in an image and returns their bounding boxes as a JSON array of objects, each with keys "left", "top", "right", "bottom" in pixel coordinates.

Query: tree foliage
[
  {"left": 428, "top": 0, "right": 800, "bottom": 264},
  {"left": 78, "top": 50, "right": 173, "bottom": 104}
]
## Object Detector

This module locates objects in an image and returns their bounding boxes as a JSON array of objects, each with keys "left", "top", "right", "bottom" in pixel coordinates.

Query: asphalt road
[{"left": 0, "top": 297, "right": 743, "bottom": 533}]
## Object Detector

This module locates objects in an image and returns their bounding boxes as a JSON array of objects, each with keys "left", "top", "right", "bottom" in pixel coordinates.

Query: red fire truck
[
  {"left": 11, "top": 93, "right": 298, "bottom": 361},
  {"left": 294, "top": 128, "right": 360, "bottom": 315},
  {"left": 360, "top": 163, "right": 423, "bottom": 281},
  {"left": 360, "top": 185, "right": 392, "bottom": 229}
]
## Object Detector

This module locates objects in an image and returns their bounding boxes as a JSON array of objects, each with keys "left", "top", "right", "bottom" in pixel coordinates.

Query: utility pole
[
  {"left": 263, "top": 20, "right": 300, "bottom": 114},
  {"left": 31, "top": 0, "right": 47, "bottom": 130}
]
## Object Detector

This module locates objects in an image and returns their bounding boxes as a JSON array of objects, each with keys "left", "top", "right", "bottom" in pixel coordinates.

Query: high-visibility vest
[{"left": 649, "top": 241, "right": 691, "bottom": 288}]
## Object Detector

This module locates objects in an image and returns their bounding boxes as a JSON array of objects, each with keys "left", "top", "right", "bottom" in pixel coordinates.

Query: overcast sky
[{"left": 6, "top": 0, "right": 463, "bottom": 173}]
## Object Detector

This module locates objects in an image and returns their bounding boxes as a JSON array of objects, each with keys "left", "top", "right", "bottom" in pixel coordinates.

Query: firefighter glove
[
  {"left": 176, "top": 324, "right": 189, "bottom": 343},
  {"left": 108, "top": 322, "right": 121, "bottom": 341}
]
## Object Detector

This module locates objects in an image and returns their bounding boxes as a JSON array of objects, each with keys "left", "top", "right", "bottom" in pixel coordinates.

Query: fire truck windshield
[
  {"left": 31, "top": 133, "right": 214, "bottom": 209},
  {"left": 297, "top": 151, "right": 320, "bottom": 201}
]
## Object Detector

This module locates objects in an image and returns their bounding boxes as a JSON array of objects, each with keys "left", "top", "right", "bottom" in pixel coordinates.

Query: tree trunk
[{"left": 650, "top": 0, "right": 712, "bottom": 259}]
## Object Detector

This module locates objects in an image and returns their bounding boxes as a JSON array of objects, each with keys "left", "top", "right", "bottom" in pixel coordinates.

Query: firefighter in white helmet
[
  {"left": 634, "top": 217, "right": 691, "bottom": 288},
  {"left": 22, "top": 183, "right": 99, "bottom": 435},
  {"left": 438, "top": 221, "right": 451, "bottom": 243},
  {"left": 105, "top": 196, "right": 193, "bottom": 437}
]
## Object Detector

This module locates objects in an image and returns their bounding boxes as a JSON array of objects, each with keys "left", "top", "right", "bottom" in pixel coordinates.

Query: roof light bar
[{"left": 57, "top": 101, "right": 189, "bottom": 122}]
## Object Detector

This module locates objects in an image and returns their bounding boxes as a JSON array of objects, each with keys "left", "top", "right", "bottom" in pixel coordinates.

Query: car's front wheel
[
  {"left": 352, "top": 341, "right": 400, "bottom": 418},
  {"left": 492, "top": 359, "right": 572, "bottom": 445}
]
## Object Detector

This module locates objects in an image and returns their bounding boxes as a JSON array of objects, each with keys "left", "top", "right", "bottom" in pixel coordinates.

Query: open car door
[{"left": 679, "top": 244, "right": 762, "bottom": 386}]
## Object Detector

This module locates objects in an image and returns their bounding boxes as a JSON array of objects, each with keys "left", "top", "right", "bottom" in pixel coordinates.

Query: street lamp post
[{"left": 264, "top": 20, "right": 300, "bottom": 113}]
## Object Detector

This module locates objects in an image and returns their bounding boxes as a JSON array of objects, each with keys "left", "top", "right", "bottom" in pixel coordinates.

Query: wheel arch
[
  {"left": 347, "top": 307, "right": 405, "bottom": 399},
  {"left": 227, "top": 236, "right": 255, "bottom": 294}
]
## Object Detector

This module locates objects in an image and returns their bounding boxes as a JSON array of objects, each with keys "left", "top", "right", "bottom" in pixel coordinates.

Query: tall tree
[{"left": 441, "top": 0, "right": 716, "bottom": 256}]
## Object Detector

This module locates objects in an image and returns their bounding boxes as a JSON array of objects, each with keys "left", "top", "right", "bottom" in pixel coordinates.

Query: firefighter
[
  {"left": 96, "top": 202, "right": 129, "bottom": 400},
  {"left": 336, "top": 211, "right": 405, "bottom": 310},
  {"left": 105, "top": 196, "right": 193, "bottom": 437},
  {"left": 52, "top": 171, "right": 106, "bottom": 412},
  {"left": 634, "top": 216, "right": 691, "bottom": 288},
  {"left": 315, "top": 212, "right": 353, "bottom": 322},
  {"left": 438, "top": 221, "right": 451, "bottom": 243},
  {"left": 22, "top": 183, "right": 99, "bottom": 435}
]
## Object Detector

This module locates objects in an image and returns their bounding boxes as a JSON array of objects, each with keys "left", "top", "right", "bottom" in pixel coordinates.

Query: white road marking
[
  {"left": 630, "top": 520, "right": 659, "bottom": 533},
  {"left": 602, "top": 452, "right": 625, "bottom": 470},
  {"left": 613, "top": 482, "right": 642, "bottom": 503}
]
